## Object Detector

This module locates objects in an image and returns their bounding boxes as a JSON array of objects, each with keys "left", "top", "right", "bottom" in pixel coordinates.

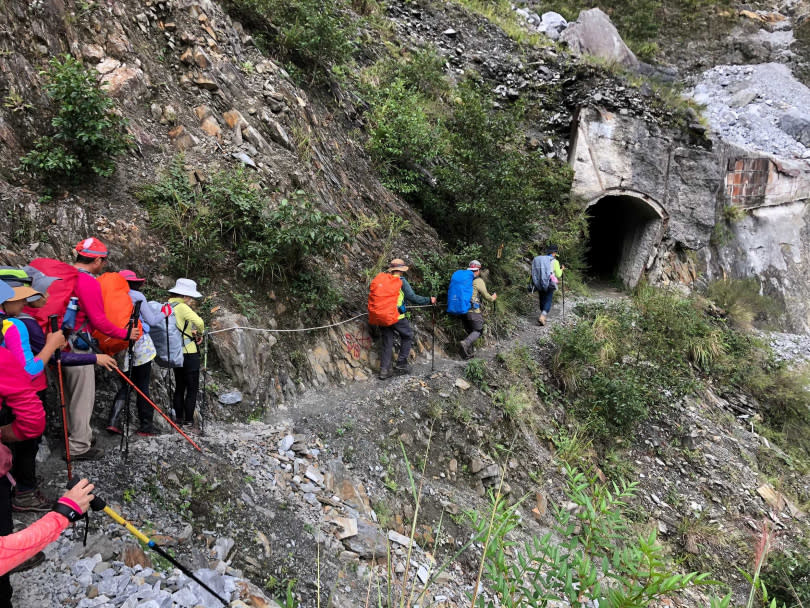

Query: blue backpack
[{"left": 447, "top": 270, "right": 475, "bottom": 315}]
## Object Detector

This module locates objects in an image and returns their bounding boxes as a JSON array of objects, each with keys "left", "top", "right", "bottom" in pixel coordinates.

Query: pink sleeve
[
  {"left": 0, "top": 512, "right": 67, "bottom": 576},
  {"left": 0, "top": 349, "right": 45, "bottom": 440},
  {"left": 75, "top": 273, "right": 128, "bottom": 340},
  {"left": 1, "top": 323, "right": 26, "bottom": 370}
]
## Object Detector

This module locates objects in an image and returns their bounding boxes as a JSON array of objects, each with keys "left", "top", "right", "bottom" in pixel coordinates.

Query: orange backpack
[
  {"left": 368, "top": 272, "right": 402, "bottom": 327},
  {"left": 91, "top": 272, "right": 142, "bottom": 355}
]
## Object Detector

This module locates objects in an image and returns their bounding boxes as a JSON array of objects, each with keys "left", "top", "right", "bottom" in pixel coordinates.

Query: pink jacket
[
  {"left": 0, "top": 511, "right": 69, "bottom": 575},
  {"left": 0, "top": 347, "right": 46, "bottom": 440},
  {"left": 73, "top": 271, "right": 128, "bottom": 341}
]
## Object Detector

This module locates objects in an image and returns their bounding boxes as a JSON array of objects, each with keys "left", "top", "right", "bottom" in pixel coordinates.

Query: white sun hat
[{"left": 168, "top": 278, "right": 202, "bottom": 299}]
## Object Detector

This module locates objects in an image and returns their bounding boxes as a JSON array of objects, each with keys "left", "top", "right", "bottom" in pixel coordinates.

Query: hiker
[
  {"left": 167, "top": 279, "right": 205, "bottom": 430},
  {"left": 0, "top": 280, "right": 49, "bottom": 605},
  {"left": 0, "top": 476, "right": 94, "bottom": 577},
  {"left": 0, "top": 272, "right": 65, "bottom": 515},
  {"left": 531, "top": 245, "right": 564, "bottom": 326},
  {"left": 107, "top": 270, "right": 164, "bottom": 437},
  {"left": 375, "top": 259, "right": 436, "bottom": 380},
  {"left": 65, "top": 238, "right": 141, "bottom": 461},
  {"left": 458, "top": 260, "right": 497, "bottom": 359}
]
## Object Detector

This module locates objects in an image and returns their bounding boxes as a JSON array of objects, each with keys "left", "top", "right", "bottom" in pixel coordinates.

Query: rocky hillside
[{"left": 0, "top": 0, "right": 809, "bottom": 606}]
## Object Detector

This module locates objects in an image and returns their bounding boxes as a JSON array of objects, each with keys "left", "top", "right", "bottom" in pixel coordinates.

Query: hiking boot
[
  {"left": 538, "top": 313, "right": 547, "bottom": 326},
  {"left": 9, "top": 551, "right": 45, "bottom": 574},
  {"left": 459, "top": 341, "right": 472, "bottom": 360},
  {"left": 71, "top": 447, "right": 105, "bottom": 462},
  {"left": 12, "top": 488, "right": 53, "bottom": 513},
  {"left": 394, "top": 363, "right": 411, "bottom": 376},
  {"left": 378, "top": 367, "right": 393, "bottom": 380},
  {"left": 105, "top": 425, "right": 122, "bottom": 435}
]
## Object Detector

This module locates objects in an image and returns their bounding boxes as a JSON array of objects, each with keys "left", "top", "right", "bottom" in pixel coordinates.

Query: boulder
[
  {"left": 341, "top": 519, "right": 387, "bottom": 559},
  {"left": 538, "top": 12, "right": 568, "bottom": 40},
  {"left": 779, "top": 111, "right": 810, "bottom": 147},
  {"left": 100, "top": 66, "right": 146, "bottom": 99},
  {"left": 560, "top": 8, "right": 638, "bottom": 69},
  {"left": 209, "top": 312, "right": 277, "bottom": 395}
]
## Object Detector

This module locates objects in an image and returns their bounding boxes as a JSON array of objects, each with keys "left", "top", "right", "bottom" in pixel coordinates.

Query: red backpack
[
  {"left": 368, "top": 272, "right": 402, "bottom": 327},
  {"left": 22, "top": 258, "right": 79, "bottom": 333},
  {"left": 92, "top": 272, "right": 141, "bottom": 355}
]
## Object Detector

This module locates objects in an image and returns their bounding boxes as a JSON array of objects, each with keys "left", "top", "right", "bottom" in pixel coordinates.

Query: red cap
[
  {"left": 119, "top": 269, "right": 145, "bottom": 282},
  {"left": 75, "top": 237, "right": 108, "bottom": 258}
]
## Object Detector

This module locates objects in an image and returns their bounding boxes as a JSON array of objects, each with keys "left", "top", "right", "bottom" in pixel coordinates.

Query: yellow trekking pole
[{"left": 67, "top": 478, "right": 229, "bottom": 606}]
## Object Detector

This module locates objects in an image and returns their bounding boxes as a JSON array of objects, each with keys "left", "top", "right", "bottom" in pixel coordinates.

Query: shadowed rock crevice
[{"left": 586, "top": 193, "right": 663, "bottom": 286}]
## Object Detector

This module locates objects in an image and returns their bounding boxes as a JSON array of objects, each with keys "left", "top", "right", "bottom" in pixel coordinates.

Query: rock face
[
  {"left": 560, "top": 8, "right": 639, "bottom": 69},
  {"left": 209, "top": 312, "right": 277, "bottom": 395}
]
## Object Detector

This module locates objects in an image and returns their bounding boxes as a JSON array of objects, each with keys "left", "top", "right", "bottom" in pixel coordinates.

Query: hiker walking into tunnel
[
  {"left": 167, "top": 279, "right": 204, "bottom": 432},
  {"left": 370, "top": 259, "right": 436, "bottom": 380},
  {"left": 107, "top": 270, "right": 164, "bottom": 437},
  {"left": 531, "top": 245, "right": 564, "bottom": 326},
  {"left": 457, "top": 260, "right": 497, "bottom": 359}
]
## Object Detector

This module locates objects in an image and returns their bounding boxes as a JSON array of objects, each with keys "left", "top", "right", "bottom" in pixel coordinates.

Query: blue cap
[{"left": 0, "top": 280, "right": 14, "bottom": 306}]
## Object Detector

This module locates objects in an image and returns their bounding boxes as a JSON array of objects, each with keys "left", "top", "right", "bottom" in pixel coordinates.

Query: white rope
[{"left": 205, "top": 305, "right": 440, "bottom": 336}]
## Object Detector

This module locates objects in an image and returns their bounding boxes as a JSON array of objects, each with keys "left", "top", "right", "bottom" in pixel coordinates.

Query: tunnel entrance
[{"left": 585, "top": 193, "right": 664, "bottom": 288}]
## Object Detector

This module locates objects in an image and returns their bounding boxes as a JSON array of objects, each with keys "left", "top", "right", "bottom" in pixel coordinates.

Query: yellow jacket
[{"left": 169, "top": 297, "right": 205, "bottom": 355}]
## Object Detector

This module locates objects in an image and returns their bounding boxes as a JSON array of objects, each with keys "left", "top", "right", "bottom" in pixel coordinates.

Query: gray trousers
[
  {"left": 380, "top": 319, "right": 413, "bottom": 371},
  {"left": 63, "top": 363, "right": 95, "bottom": 456}
]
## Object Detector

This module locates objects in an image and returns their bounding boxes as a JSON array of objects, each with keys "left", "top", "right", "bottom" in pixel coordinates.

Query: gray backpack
[
  {"left": 148, "top": 301, "right": 188, "bottom": 368},
  {"left": 531, "top": 255, "right": 554, "bottom": 291}
]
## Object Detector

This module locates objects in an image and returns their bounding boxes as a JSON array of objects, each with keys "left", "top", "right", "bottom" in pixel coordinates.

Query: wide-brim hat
[
  {"left": 168, "top": 278, "right": 202, "bottom": 298},
  {"left": 119, "top": 269, "right": 146, "bottom": 283},
  {"left": 22, "top": 265, "right": 60, "bottom": 298},
  {"left": 387, "top": 258, "right": 409, "bottom": 272},
  {"left": 0, "top": 281, "right": 13, "bottom": 306},
  {"left": 8, "top": 285, "right": 41, "bottom": 302}
]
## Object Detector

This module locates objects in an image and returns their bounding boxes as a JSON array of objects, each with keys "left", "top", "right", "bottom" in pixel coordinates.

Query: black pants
[
  {"left": 112, "top": 362, "right": 154, "bottom": 433},
  {"left": 380, "top": 319, "right": 413, "bottom": 371},
  {"left": 0, "top": 476, "right": 12, "bottom": 607},
  {"left": 173, "top": 353, "right": 200, "bottom": 424},
  {"left": 462, "top": 312, "right": 484, "bottom": 345},
  {"left": 0, "top": 393, "right": 44, "bottom": 491}
]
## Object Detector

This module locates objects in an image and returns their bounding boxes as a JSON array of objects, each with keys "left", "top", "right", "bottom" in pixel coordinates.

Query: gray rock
[
  {"left": 779, "top": 111, "right": 810, "bottom": 147},
  {"left": 209, "top": 312, "right": 277, "bottom": 395},
  {"left": 231, "top": 153, "right": 257, "bottom": 169},
  {"left": 341, "top": 519, "right": 388, "bottom": 559},
  {"left": 729, "top": 89, "right": 757, "bottom": 108},
  {"left": 538, "top": 11, "right": 567, "bottom": 40},
  {"left": 217, "top": 390, "right": 243, "bottom": 405},
  {"left": 560, "top": 8, "right": 639, "bottom": 69}
]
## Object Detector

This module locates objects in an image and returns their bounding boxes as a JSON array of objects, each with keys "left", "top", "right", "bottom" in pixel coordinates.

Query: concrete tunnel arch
[{"left": 584, "top": 189, "right": 667, "bottom": 288}]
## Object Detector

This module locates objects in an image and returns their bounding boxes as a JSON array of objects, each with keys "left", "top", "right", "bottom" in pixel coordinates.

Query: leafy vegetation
[
  {"left": 20, "top": 54, "right": 131, "bottom": 182},
  {"left": 219, "top": 0, "right": 355, "bottom": 74},
  {"left": 361, "top": 52, "right": 574, "bottom": 279},
  {"left": 470, "top": 464, "right": 725, "bottom": 607},
  {"left": 140, "top": 156, "right": 348, "bottom": 314}
]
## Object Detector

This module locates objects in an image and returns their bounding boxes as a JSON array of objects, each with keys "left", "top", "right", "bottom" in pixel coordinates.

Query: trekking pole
[
  {"left": 50, "top": 315, "right": 72, "bottom": 482},
  {"left": 431, "top": 303, "right": 436, "bottom": 372},
  {"left": 161, "top": 305, "right": 174, "bottom": 420},
  {"left": 67, "top": 478, "right": 228, "bottom": 606},
  {"left": 88, "top": 344, "right": 202, "bottom": 452},
  {"left": 561, "top": 273, "right": 566, "bottom": 323},
  {"left": 121, "top": 302, "right": 141, "bottom": 460},
  {"left": 198, "top": 331, "right": 208, "bottom": 436}
]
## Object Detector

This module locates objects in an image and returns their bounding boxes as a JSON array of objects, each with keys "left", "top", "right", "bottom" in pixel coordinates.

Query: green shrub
[
  {"left": 493, "top": 386, "right": 531, "bottom": 418},
  {"left": 470, "top": 463, "right": 724, "bottom": 608},
  {"left": 706, "top": 278, "right": 778, "bottom": 329},
  {"left": 140, "top": 156, "right": 348, "bottom": 315},
  {"left": 220, "top": 0, "right": 355, "bottom": 72},
  {"left": 20, "top": 54, "right": 131, "bottom": 181},
  {"left": 464, "top": 358, "right": 488, "bottom": 389},
  {"left": 762, "top": 550, "right": 810, "bottom": 607}
]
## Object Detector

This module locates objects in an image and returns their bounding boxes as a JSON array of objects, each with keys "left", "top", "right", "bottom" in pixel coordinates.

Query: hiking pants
[
  {"left": 63, "top": 361, "right": 95, "bottom": 457},
  {"left": 173, "top": 353, "right": 200, "bottom": 425},
  {"left": 462, "top": 312, "right": 484, "bottom": 347},
  {"left": 380, "top": 319, "right": 413, "bottom": 371},
  {"left": 538, "top": 287, "right": 555, "bottom": 315},
  {"left": 0, "top": 477, "right": 12, "bottom": 606},
  {"left": 112, "top": 362, "right": 154, "bottom": 433}
]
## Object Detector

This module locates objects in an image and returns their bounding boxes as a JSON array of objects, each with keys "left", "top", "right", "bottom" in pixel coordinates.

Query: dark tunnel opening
[{"left": 585, "top": 194, "right": 663, "bottom": 285}]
